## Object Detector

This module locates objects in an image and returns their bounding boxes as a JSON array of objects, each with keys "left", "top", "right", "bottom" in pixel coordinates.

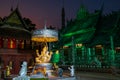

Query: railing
[
  {"left": 75, "top": 65, "right": 111, "bottom": 73},
  {"left": 59, "top": 64, "right": 112, "bottom": 73},
  {"left": 17, "top": 49, "right": 34, "bottom": 54}
]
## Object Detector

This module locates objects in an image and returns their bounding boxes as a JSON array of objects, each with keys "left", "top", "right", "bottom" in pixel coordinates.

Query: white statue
[
  {"left": 68, "top": 65, "right": 75, "bottom": 77},
  {"left": 19, "top": 61, "right": 27, "bottom": 76},
  {"left": 13, "top": 61, "right": 30, "bottom": 80}
]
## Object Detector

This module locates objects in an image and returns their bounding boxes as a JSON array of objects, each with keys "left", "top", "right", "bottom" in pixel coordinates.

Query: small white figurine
[
  {"left": 13, "top": 61, "right": 30, "bottom": 80},
  {"left": 68, "top": 65, "right": 75, "bottom": 77},
  {"left": 19, "top": 61, "right": 27, "bottom": 76}
]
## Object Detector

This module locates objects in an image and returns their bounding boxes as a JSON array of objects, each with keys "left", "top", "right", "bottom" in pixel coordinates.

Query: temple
[
  {"left": 0, "top": 2, "right": 120, "bottom": 79},
  {"left": 0, "top": 7, "right": 36, "bottom": 75},
  {"left": 58, "top": 4, "right": 120, "bottom": 70}
]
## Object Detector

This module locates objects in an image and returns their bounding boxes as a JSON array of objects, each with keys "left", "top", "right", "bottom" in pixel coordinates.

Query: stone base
[
  {"left": 48, "top": 76, "right": 77, "bottom": 80},
  {"left": 30, "top": 76, "right": 77, "bottom": 80},
  {"left": 30, "top": 78, "right": 48, "bottom": 80},
  {"left": 30, "top": 63, "right": 53, "bottom": 77},
  {"left": 13, "top": 76, "right": 30, "bottom": 80},
  {"left": 35, "top": 63, "right": 53, "bottom": 70}
]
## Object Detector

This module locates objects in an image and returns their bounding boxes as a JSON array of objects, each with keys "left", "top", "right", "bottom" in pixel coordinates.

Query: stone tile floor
[
  {"left": 75, "top": 71, "right": 120, "bottom": 80},
  {"left": 1, "top": 71, "right": 120, "bottom": 80},
  {"left": 47, "top": 71, "right": 120, "bottom": 80}
]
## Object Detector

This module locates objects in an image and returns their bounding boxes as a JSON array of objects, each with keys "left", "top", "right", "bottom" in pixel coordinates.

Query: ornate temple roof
[
  {"left": 60, "top": 5, "right": 120, "bottom": 48},
  {"left": 89, "top": 11, "right": 120, "bottom": 47},
  {"left": 60, "top": 7, "right": 100, "bottom": 46},
  {"left": 0, "top": 23, "right": 31, "bottom": 39},
  {"left": 76, "top": 4, "right": 89, "bottom": 20},
  {"left": 3, "top": 8, "right": 27, "bottom": 29},
  {"left": 0, "top": 8, "right": 35, "bottom": 40}
]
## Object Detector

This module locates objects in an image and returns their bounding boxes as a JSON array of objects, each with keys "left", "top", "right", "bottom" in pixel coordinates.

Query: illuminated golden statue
[
  {"left": 6, "top": 65, "right": 11, "bottom": 76},
  {"left": 35, "top": 46, "right": 53, "bottom": 63}
]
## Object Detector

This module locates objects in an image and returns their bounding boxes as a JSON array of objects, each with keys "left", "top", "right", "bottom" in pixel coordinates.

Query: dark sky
[{"left": 0, "top": 0, "right": 120, "bottom": 29}]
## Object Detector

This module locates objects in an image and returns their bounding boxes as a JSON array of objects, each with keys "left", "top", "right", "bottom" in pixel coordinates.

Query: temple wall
[{"left": 0, "top": 53, "right": 33, "bottom": 75}]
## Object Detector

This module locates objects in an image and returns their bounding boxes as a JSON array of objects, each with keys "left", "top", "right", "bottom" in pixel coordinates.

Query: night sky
[{"left": 0, "top": 0, "right": 120, "bottom": 29}]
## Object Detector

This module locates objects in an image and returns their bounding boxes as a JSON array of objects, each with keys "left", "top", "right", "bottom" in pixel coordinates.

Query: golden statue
[
  {"left": 35, "top": 46, "right": 53, "bottom": 63},
  {"left": 6, "top": 65, "right": 11, "bottom": 76}
]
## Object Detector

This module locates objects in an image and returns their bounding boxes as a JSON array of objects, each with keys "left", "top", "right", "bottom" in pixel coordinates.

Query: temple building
[
  {"left": 58, "top": 5, "right": 120, "bottom": 71},
  {"left": 0, "top": 7, "right": 36, "bottom": 75},
  {"left": 0, "top": 3, "right": 120, "bottom": 77}
]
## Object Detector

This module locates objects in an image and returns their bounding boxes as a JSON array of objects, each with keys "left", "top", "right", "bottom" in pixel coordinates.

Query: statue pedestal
[
  {"left": 13, "top": 76, "right": 30, "bottom": 80},
  {"left": 35, "top": 63, "right": 52, "bottom": 70},
  {"left": 30, "top": 63, "right": 53, "bottom": 78}
]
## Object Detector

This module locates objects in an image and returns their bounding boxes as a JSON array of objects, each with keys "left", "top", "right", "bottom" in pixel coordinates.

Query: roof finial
[
  {"left": 62, "top": 0, "right": 64, "bottom": 8},
  {"left": 17, "top": 0, "right": 20, "bottom": 9},
  {"left": 44, "top": 20, "right": 47, "bottom": 29},
  {"left": 101, "top": 2, "right": 104, "bottom": 12},
  {"left": 10, "top": 0, "right": 14, "bottom": 11},
  {"left": 81, "top": 0, "right": 83, "bottom": 5},
  {"left": 80, "top": 0, "right": 84, "bottom": 7},
  {"left": 61, "top": 0, "right": 65, "bottom": 29}
]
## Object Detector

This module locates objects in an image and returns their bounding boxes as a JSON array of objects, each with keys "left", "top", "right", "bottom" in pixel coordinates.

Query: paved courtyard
[
  {"left": 75, "top": 71, "right": 120, "bottom": 80},
  {"left": 1, "top": 71, "right": 120, "bottom": 80},
  {"left": 48, "top": 71, "right": 120, "bottom": 80}
]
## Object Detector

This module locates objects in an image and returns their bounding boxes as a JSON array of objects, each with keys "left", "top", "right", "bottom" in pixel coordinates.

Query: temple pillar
[
  {"left": 102, "top": 47, "right": 105, "bottom": 56},
  {"left": 16, "top": 40, "right": 19, "bottom": 48},
  {"left": 81, "top": 46, "right": 84, "bottom": 60},
  {"left": 68, "top": 48, "right": 72, "bottom": 63},
  {"left": 91, "top": 47, "right": 95, "bottom": 60},
  {"left": 0, "top": 37, "right": 3, "bottom": 48},
  {"left": 71, "top": 37, "right": 76, "bottom": 65},
  {"left": 60, "top": 49, "right": 65, "bottom": 65},
  {"left": 88, "top": 48, "right": 91, "bottom": 61},
  {"left": 110, "top": 36, "right": 115, "bottom": 66},
  {"left": 3, "top": 38, "right": 8, "bottom": 48}
]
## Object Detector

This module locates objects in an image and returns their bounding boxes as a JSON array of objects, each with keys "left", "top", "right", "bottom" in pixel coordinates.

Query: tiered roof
[
  {"left": 90, "top": 11, "right": 120, "bottom": 47},
  {"left": 0, "top": 8, "right": 35, "bottom": 40},
  {"left": 60, "top": 5, "right": 101, "bottom": 46},
  {"left": 60, "top": 5, "right": 120, "bottom": 48}
]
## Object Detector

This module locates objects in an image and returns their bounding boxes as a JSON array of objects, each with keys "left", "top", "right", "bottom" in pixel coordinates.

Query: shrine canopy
[{"left": 31, "top": 28, "right": 58, "bottom": 42}]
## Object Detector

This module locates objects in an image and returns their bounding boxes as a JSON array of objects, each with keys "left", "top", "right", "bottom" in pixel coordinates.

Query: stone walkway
[
  {"left": 48, "top": 71, "right": 120, "bottom": 80},
  {"left": 1, "top": 71, "right": 120, "bottom": 80},
  {"left": 76, "top": 71, "right": 120, "bottom": 80}
]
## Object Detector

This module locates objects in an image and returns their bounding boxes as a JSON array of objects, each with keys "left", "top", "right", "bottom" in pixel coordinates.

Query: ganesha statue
[{"left": 35, "top": 46, "right": 53, "bottom": 63}]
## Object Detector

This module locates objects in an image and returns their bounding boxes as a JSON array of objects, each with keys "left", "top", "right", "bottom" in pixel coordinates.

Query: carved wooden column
[
  {"left": 110, "top": 36, "right": 115, "bottom": 66},
  {"left": 88, "top": 48, "right": 91, "bottom": 61},
  {"left": 81, "top": 46, "right": 85, "bottom": 60}
]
